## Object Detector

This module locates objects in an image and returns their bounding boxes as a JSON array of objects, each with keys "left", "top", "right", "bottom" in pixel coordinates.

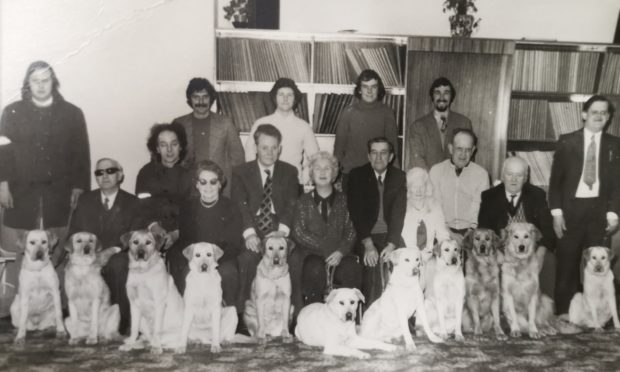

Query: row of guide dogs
[{"left": 9, "top": 222, "right": 620, "bottom": 359}]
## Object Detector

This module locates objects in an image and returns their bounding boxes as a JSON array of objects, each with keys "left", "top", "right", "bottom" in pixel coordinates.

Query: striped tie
[
  {"left": 257, "top": 169, "right": 274, "bottom": 234},
  {"left": 584, "top": 135, "right": 596, "bottom": 190}
]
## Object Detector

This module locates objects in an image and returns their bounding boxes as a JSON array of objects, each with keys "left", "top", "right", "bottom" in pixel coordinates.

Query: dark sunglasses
[
  {"left": 197, "top": 178, "right": 219, "bottom": 186},
  {"left": 94, "top": 167, "right": 120, "bottom": 176}
]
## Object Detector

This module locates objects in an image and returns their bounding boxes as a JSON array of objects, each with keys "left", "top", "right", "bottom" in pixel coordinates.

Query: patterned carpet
[{"left": 1, "top": 317, "right": 620, "bottom": 372}]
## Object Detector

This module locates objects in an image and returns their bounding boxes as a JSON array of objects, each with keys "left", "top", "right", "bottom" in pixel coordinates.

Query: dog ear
[
  {"left": 325, "top": 288, "right": 337, "bottom": 304},
  {"left": 354, "top": 288, "right": 365, "bottom": 304},
  {"left": 609, "top": 248, "right": 618, "bottom": 268},
  {"left": 64, "top": 233, "right": 75, "bottom": 253},
  {"left": 120, "top": 231, "right": 134, "bottom": 249},
  {"left": 94, "top": 235, "right": 103, "bottom": 253},
  {"left": 212, "top": 244, "right": 224, "bottom": 262},
  {"left": 45, "top": 230, "right": 58, "bottom": 253},
  {"left": 463, "top": 229, "right": 474, "bottom": 252},
  {"left": 529, "top": 224, "right": 543, "bottom": 243},
  {"left": 433, "top": 241, "right": 442, "bottom": 258},
  {"left": 182, "top": 244, "right": 195, "bottom": 261},
  {"left": 388, "top": 248, "right": 401, "bottom": 264},
  {"left": 286, "top": 238, "right": 295, "bottom": 255},
  {"left": 96, "top": 246, "right": 121, "bottom": 267},
  {"left": 16, "top": 231, "right": 28, "bottom": 251}
]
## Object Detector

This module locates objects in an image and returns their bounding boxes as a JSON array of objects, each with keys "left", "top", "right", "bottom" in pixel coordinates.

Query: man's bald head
[{"left": 501, "top": 156, "right": 529, "bottom": 194}]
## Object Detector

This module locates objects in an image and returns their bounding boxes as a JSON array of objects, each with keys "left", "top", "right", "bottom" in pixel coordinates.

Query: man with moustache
[
  {"left": 430, "top": 129, "right": 489, "bottom": 235},
  {"left": 406, "top": 77, "right": 472, "bottom": 170},
  {"left": 172, "top": 77, "right": 244, "bottom": 196},
  {"left": 549, "top": 95, "right": 620, "bottom": 317}
]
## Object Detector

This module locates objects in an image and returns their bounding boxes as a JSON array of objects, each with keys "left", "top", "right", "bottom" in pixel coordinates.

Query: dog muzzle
[
  {"left": 200, "top": 263, "right": 209, "bottom": 272},
  {"left": 273, "top": 257, "right": 280, "bottom": 265},
  {"left": 136, "top": 249, "right": 146, "bottom": 260},
  {"left": 518, "top": 245, "right": 526, "bottom": 253},
  {"left": 412, "top": 267, "right": 420, "bottom": 276},
  {"left": 451, "top": 257, "right": 458, "bottom": 265},
  {"left": 479, "top": 245, "right": 487, "bottom": 254},
  {"left": 345, "top": 312, "right": 354, "bottom": 321},
  {"left": 35, "top": 250, "right": 45, "bottom": 261},
  {"left": 594, "top": 264, "right": 604, "bottom": 273},
  {"left": 84, "top": 245, "right": 92, "bottom": 255}
]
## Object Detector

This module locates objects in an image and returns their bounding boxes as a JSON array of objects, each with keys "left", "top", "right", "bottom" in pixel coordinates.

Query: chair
[{"left": 0, "top": 246, "right": 17, "bottom": 295}]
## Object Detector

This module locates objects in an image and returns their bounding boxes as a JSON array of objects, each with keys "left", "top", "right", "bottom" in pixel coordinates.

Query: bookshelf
[
  {"left": 506, "top": 42, "right": 620, "bottom": 188},
  {"left": 215, "top": 29, "right": 407, "bottom": 158}
]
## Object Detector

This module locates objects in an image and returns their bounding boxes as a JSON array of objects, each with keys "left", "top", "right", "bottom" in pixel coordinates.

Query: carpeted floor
[{"left": 1, "top": 317, "right": 620, "bottom": 372}]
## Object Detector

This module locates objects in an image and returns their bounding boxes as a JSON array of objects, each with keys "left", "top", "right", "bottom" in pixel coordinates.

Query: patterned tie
[
  {"left": 257, "top": 169, "right": 274, "bottom": 234},
  {"left": 584, "top": 134, "right": 597, "bottom": 190},
  {"left": 508, "top": 194, "right": 517, "bottom": 215},
  {"left": 104, "top": 197, "right": 111, "bottom": 211},
  {"left": 416, "top": 220, "right": 427, "bottom": 249},
  {"left": 377, "top": 175, "right": 383, "bottom": 186},
  {"left": 440, "top": 116, "right": 447, "bottom": 132}
]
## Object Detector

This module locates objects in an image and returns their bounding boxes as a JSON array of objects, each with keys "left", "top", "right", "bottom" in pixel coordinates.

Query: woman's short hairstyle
[
  {"left": 146, "top": 123, "right": 188, "bottom": 164},
  {"left": 269, "top": 77, "right": 303, "bottom": 110},
  {"left": 428, "top": 77, "right": 456, "bottom": 103},
  {"left": 353, "top": 69, "right": 386, "bottom": 101},
  {"left": 406, "top": 167, "right": 434, "bottom": 211},
  {"left": 308, "top": 151, "right": 339, "bottom": 183},
  {"left": 193, "top": 160, "right": 227, "bottom": 190},
  {"left": 21, "top": 61, "right": 61, "bottom": 100},
  {"left": 185, "top": 77, "right": 218, "bottom": 108}
]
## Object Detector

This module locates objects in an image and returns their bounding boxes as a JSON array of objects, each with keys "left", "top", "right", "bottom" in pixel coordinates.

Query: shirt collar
[
  {"left": 258, "top": 162, "right": 275, "bottom": 176},
  {"left": 584, "top": 127, "right": 602, "bottom": 141},
  {"left": 505, "top": 190, "right": 521, "bottom": 200},
  {"left": 373, "top": 169, "right": 387, "bottom": 180},
  {"left": 433, "top": 110, "right": 449, "bottom": 123},
  {"left": 100, "top": 189, "right": 119, "bottom": 205},
  {"left": 313, "top": 190, "right": 336, "bottom": 207}
]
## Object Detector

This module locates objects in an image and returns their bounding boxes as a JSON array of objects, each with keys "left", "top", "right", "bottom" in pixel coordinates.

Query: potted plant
[
  {"left": 443, "top": 0, "right": 481, "bottom": 37},
  {"left": 223, "top": 0, "right": 255, "bottom": 28}
]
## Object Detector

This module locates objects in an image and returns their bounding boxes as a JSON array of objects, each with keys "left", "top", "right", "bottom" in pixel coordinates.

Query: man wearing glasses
[{"left": 70, "top": 157, "right": 142, "bottom": 335}]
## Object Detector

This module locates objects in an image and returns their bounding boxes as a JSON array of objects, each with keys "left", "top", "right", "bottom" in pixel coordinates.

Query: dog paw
[
  {"left": 436, "top": 332, "right": 448, "bottom": 341},
  {"left": 593, "top": 327, "right": 604, "bottom": 333},
  {"left": 356, "top": 351, "right": 371, "bottom": 359},
  {"left": 510, "top": 329, "right": 521, "bottom": 338},
  {"left": 404, "top": 342, "right": 417, "bottom": 352},
  {"left": 86, "top": 336, "right": 98, "bottom": 345},
  {"left": 56, "top": 330, "right": 68, "bottom": 339},
  {"left": 528, "top": 331, "right": 540, "bottom": 339},
  {"left": 454, "top": 333, "right": 465, "bottom": 342},
  {"left": 383, "top": 343, "right": 398, "bottom": 352},
  {"left": 544, "top": 326, "right": 558, "bottom": 336},
  {"left": 282, "top": 334, "right": 294, "bottom": 344},
  {"left": 428, "top": 334, "right": 444, "bottom": 343},
  {"left": 150, "top": 346, "right": 163, "bottom": 355},
  {"left": 69, "top": 338, "right": 80, "bottom": 346},
  {"left": 257, "top": 336, "right": 267, "bottom": 345},
  {"left": 210, "top": 344, "right": 222, "bottom": 353},
  {"left": 13, "top": 336, "right": 25, "bottom": 346},
  {"left": 174, "top": 346, "right": 186, "bottom": 354},
  {"left": 119, "top": 343, "right": 133, "bottom": 352},
  {"left": 495, "top": 332, "right": 508, "bottom": 341}
]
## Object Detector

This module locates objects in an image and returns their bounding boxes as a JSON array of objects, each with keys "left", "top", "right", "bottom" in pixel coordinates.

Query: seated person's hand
[
  {"left": 362, "top": 238, "right": 378, "bottom": 267},
  {"left": 325, "top": 251, "right": 343, "bottom": 267},
  {"left": 245, "top": 234, "right": 261, "bottom": 253},
  {"left": 379, "top": 243, "right": 396, "bottom": 262}
]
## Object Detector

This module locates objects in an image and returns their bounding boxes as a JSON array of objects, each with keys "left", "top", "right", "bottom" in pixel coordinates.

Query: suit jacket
[
  {"left": 405, "top": 110, "right": 472, "bottom": 170},
  {"left": 549, "top": 129, "right": 620, "bottom": 215},
  {"left": 69, "top": 189, "right": 143, "bottom": 248},
  {"left": 347, "top": 163, "right": 407, "bottom": 247},
  {"left": 172, "top": 112, "right": 245, "bottom": 195},
  {"left": 478, "top": 183, "right": 556, "bottom": 250},
  {"left": 231, "top": 160, "right": 299, "bottom": 232}
]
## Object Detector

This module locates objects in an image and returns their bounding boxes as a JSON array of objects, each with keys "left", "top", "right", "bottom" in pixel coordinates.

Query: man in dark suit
[
  {"left": 478, "top": 156, "right": 556, "bottom": 296},
  {"left": 70, "top": 158, "right": 143, "bottom": 334},
  {"left": 549, "top": 95, "right": 620, "bottom": 316},
  {"left": 232, "top": 124, "right": 299, "bottom": 314},
  {"left": 347, "top": 137, "right": 406, "bottom": 308},
  {"left": 405, "top": 77, "right": 472, "bottom": 170}
]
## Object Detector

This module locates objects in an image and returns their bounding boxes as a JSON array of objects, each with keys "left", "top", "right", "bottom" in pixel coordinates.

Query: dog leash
[
  {"left": 325, "top": 263, "right": 336, "bottom": 298},
  {"left": 379, "top": 259, "right": 392, "bottom": 292},
  {"left": 53, "top": 206, "right": 75, "bottom": 269}
]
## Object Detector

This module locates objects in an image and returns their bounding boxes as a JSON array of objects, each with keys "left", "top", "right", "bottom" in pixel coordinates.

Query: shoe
[{"left": 236, "top": 314, "right": 250, "bottom": 336}]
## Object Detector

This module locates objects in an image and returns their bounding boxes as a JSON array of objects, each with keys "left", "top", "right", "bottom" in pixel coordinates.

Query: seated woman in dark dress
[
  {"left": 290, "top": 151, "right": 361, "bottom": 317},
  {"left": 136, "top": 123, "right": 192, "bottom": 247},
  {"left": 167, "top": 160, "right": 243, "bottom": 311}
]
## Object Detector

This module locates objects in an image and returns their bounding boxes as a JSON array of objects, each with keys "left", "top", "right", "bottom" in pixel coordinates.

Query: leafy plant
[
  {"left": 223, "top": 0, "right": 255, "bottom": 23},
  {"left": 443, "top": 0, "right": 478, "bottom": 15}
]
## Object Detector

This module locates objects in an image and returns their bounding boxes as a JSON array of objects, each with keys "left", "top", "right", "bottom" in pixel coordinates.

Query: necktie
[
  {"left": 508, "top": 194, "right": 517, "bottom": 215},
  {"left": 104, "top": 197, "right": 111, "bottom": 211},
  {"left": 510, "top": 194, "right": 517, "bottom": 207},
  {"left": 440, "top": 116, "right": 447, "bottom": 132},
  {"left": 319, "top": 197, "right": 329, "bottom": 222},
  {"left": 584, "top": 135, "right": 597, "bottom": 190},
  {"left": 455, "top": 167, "right": 463, "bottom": 177},
  {"left": 377, "top": 175, "right": 383, "bottom": 186},
  {"left": 257, "top": 169, "right": 274, "bottom": 234},
  {"left": 416, "top": 220, "right": 427, "bottom": 249}
]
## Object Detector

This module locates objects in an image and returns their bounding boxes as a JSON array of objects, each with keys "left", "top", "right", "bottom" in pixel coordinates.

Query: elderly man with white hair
[{"left": 478, "top": 156, "right": 556, "bottom": 295}]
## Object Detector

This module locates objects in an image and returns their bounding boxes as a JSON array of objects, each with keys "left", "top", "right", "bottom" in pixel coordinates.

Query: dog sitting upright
[
  {"left": 64, "top": 232, "right": 121, "bottom": 345},
  {"left": 119, "top": 225, "right": 184, "bottom": 354},
  {"left": 243, "top": 236, "right": 293, "bottom": 343},
  {"left": 10, "top": 230, "right": 65, "bottom": 344},
  {"left": 462, "top": 228, "right": 506, "bottom": 340},
  {"left": 422, "top": 239, "right": 466, "bottom": 341},
  {"left": 569, "top": 246, "right": 620, "bottom": 331},
  {"left": 177, "top": 242, "right": 238, "bottom": 354},
  {"left": 501, "top": 222, "right": 556, "bottom": 339},
  {"left": 360, "top": 247, "right": 442, "bottom": 350}
]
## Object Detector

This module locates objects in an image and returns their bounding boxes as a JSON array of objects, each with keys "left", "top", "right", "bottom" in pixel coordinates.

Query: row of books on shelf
[
  {"left": 217, "top": 38, "right": 312, "bottom": 83},
  {"left": 514, "top": 151, "right": 553, "bottom": 188},
  {"left": 508, "top": 100, "right": 583, "bottom": 140},
  {"left": 598, "top": 53, "right": 620, "bottom": 95},
  {"left": 512, "top": 50, "right": 599, "bottom": 93},
  {"left": 312, "top": 93, "right": 403, "bottom": 134}
]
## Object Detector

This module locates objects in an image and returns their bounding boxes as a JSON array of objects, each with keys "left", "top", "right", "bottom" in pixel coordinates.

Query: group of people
[{"left": 0, "top": 60, "right": 618, "bottom": 335}]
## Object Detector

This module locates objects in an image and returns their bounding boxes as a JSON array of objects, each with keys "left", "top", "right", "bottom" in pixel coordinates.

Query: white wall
[
  {"left": 277, "top": 0, "right": 619, "bottom": 43},
  {"left": 0, "top": 0, "right": 216, "bottom": 191}
]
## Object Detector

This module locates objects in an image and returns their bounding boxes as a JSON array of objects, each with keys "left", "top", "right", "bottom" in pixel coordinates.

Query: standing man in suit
[
  {"left": 70, "top": 158, "right": 143, "bottom": 335},
  {"left": 549, "top": 95, "right": 620, "bottom": 316},
  {"left": 406, "top": 77, "right": 472, "bottom": 170},
  {"left": 232, "top": 124, "right": 299, "bottom": 315},
  {"left": 172, "top": 77, "right": 245, "bottom": 196},
  {"left": 347, "top": 137, "right": 407, "bottom": 308},
  {"left": 478, "top": 156, "right": 556, "bottom": 296}
]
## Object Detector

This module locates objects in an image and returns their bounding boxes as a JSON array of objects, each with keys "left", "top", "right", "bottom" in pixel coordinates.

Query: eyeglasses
[
  {"left": 197, "top": 178, "right": 219, "bottom": 186},
  {"left": 94, "top": 167, "right": 120, "bottom": 176}
]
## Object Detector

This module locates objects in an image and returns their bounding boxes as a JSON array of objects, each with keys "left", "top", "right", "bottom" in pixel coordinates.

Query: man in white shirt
[
  {"left": 430, "top": 128, "right": 489, "bottom": 235},
  {"left": 549, "top": 95, "right": 620, "bottom": 316}
]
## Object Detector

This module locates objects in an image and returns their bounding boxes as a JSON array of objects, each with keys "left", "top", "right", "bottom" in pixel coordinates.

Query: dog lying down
[
  {"left": 244, "top": 236, "right": 293, "bottom": 343},
  {"left": 360, "top": 247, "right": 442, "bottom": 350},
  {"left": 178, "top": 242, "right": 238, "bottom": 353},
  {"left": 569, "top": 246, "right": 620, "bottom": 331},
  {"left": 295, "top": 288, "right": 397, "bottom": 359},
  {"left": 11, "top": 230, "right": 66, "bottom": 344},
  {"left": 64, "top": 232, "right": 121, "bottom": 345}
]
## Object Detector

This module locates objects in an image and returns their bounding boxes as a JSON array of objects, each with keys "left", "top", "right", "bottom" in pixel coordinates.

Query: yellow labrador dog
[
  {"left": 462, "top": 228, "right": 506, "bottom": 340},
  {"left": 119, "top": 227, "right": 184, "bottom": 354},
  {"left": 423, "top": 239, "right": 466, "bottom": 341},
  {"left": 295, "top": 288, "right": 396, "bottom": 359},
  {"left": 244, "top": 236, "right": 293, "bottom": 343},
  {"left": 360, "top": 247, "right": 442, "bottom": 350},
  {"left": 64, "top": 232, "right": 121, "bottom": 345},
  {"left": 502, "top": 222, "right": 556, "bottom": 339},
  {"left": 569, "top": 246, "right": 620, "bottom": 331},
  {"left": 10, "top": 230, "right": 65, "bottom": 344},
  {"left": 177, "top": 242, "right": 238, "bottom": 354}
]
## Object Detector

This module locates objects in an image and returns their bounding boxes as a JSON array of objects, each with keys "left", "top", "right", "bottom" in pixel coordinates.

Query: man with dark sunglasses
[{"left": 69, "top": 157, "right": 143, "bottom": 335}]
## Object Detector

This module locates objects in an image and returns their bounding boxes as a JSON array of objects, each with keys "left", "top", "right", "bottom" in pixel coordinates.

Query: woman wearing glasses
[{"left": 167, "top": 160, "right": 244, "bottom": 313}]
